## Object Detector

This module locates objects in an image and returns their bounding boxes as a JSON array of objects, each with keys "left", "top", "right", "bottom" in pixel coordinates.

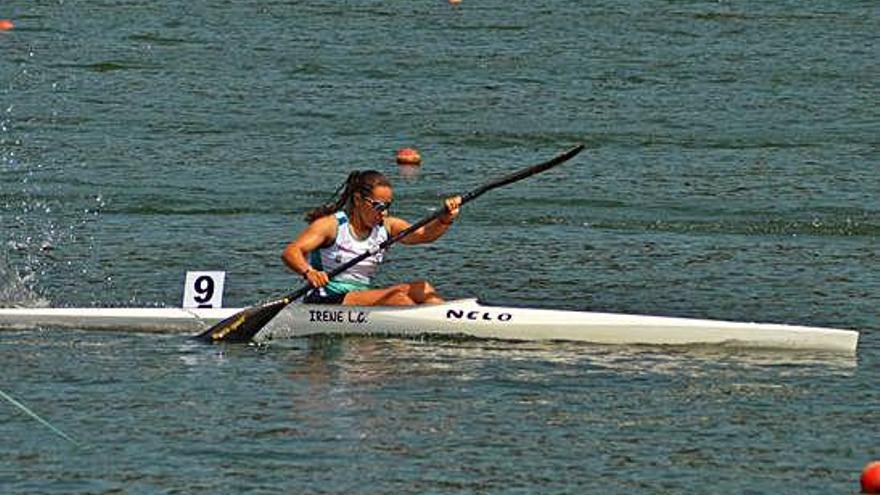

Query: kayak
[{"left": 0, "top": 299, "right": 859, "bottom": 353}]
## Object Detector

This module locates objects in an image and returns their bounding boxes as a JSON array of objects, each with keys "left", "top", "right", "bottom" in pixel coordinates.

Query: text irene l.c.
[{"left": 308, "top": 309, "right": 367, "bottom": 323}]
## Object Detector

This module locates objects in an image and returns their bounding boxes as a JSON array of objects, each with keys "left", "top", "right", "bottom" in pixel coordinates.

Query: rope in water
[{"left": 0, "top": 387, "right": 79, "bottom": 446}]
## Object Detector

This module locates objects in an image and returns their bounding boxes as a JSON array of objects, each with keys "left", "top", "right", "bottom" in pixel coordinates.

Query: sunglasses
[{"left": 362, "top": 195, "right": 392, "bottom": 213}]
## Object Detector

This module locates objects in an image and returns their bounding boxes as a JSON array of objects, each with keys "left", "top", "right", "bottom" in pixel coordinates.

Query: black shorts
[{"left": 303, "top": 289, "right": 346, "bottom": 305}]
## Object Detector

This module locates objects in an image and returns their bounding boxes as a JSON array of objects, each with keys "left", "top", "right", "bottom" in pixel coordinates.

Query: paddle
[{"left": 193, "top": 144, "right": 585, "bottom": 343}]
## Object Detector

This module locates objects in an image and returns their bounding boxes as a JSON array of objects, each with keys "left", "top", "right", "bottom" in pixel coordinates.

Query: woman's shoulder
[{"left": 308, "top": 213, "right": 341, "bottom": 234}]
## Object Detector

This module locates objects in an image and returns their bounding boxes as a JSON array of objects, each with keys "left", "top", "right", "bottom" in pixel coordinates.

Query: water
[{"left": 1, "top": 1, "right": 878, "bottom": 493}]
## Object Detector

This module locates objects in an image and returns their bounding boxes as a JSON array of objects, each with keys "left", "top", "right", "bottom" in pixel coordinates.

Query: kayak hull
[
  {"left": 259, "top": 299, "right": 859, "bottom": 353},
  {"left": 0, "top": 299, "right": 857, "bottom": 353}
]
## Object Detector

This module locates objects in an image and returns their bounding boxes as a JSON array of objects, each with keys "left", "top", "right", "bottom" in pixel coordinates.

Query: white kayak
[{"left": 0, "top": 299, "right": 859, "bottom": 353}]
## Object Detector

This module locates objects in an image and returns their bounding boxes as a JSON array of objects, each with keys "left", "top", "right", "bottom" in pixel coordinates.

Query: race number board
[{"left": 182, "top": 271, "right": 226, "bottom": 308}]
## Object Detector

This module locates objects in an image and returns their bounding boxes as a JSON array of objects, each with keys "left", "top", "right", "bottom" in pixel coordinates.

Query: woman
[{"left": 282, "top": 170, "right": 461, "bottom": 306}]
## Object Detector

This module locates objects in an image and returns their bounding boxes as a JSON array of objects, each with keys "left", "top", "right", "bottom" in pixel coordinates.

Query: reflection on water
[
  {"left": 280, "top": 335, "right": 858, "bottom": 381},
  {"left": 269, "top": 336, "right": 861, "bottom": 449}
]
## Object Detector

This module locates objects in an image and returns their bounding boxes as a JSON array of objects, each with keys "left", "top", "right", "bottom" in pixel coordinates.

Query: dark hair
[{"left": 304, "top": 170, "right": 391, "bottom": 223}]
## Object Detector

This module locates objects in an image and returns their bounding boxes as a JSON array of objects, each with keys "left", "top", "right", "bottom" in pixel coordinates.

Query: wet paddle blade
[{"left": 192, "top": 298, "right": 288, "bottom": 343}]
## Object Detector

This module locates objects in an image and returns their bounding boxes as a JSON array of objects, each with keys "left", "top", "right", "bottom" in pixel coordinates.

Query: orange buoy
[
  {"left": 863, "top": 461, "right": 880, "bottom": 493},
  {"left": 396, "top": 147, "right": 422, "bottom": 166},
  {"left": 0, "top": 19, "right": 14, "bottom": 31},
  {"left": 449, "top": 0, "right": 462, "bottom": 4}
]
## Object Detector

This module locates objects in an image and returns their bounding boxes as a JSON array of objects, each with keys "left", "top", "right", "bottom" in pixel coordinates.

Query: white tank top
[{"left": 310, "top": 211, "right": 389, "bottom": 293}]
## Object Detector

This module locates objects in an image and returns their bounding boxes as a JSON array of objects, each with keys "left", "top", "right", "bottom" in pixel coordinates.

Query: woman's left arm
[{"left": 390, "top": 196, "right": 461, "bottom": 245}]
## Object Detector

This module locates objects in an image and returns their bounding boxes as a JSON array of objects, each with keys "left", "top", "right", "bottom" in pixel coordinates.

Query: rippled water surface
[{"left": 2, "top": 1, "right": 878, "bottom": 493}]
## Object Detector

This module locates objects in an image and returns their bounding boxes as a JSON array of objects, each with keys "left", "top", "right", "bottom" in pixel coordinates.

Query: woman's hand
[
  {"left": 441, "top": 195, "right": 462, "bottom": 224},
  {"left": 303, "top": 267, "right": 330, "bottom": 288}
]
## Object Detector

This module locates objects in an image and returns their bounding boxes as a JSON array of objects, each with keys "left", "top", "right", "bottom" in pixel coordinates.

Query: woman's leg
[
  {"left": 342, "top": 280, "right": 443, "bottom": 306},
  {"left": 406, "top": 280, "right": 444, "bottom": 304}
]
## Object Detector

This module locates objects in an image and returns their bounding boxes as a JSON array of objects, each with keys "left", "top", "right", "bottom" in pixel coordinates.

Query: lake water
[{"left": 1, "top": 1, "right": 878, "bottom": 493}]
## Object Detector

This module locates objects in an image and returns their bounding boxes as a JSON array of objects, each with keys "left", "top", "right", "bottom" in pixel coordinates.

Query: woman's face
[{"left": 355, "top": 185, "right": 393, "bottom": 226}]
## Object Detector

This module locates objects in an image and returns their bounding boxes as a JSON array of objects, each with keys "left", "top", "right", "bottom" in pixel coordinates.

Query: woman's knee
[
  {"left": 386, "top": 284, "right": 417, "bottom": 305},
  {"left": 407, "top": 280, "right": 434, "bottom": 293},
  {"left": 404, "top": 279, "right": 443, "bottom": 303}
]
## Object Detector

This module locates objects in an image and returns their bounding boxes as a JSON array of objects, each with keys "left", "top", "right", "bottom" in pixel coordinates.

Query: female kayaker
[{"left": 282, "top": 170, "right": 461, "bottom": 306}]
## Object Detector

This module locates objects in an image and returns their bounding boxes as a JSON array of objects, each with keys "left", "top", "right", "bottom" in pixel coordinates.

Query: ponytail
[{"left": 304, "top": 170, "right": 391, "bottom": 223}]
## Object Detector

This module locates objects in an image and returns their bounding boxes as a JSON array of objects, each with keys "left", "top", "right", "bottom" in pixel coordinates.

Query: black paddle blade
[{"left": 192, "top": 298, "right": 289, "bottom": 343}]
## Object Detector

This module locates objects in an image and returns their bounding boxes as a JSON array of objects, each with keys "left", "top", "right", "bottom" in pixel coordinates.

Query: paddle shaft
[{"left": 280, "top": 144, "right": 585, "bottom": 305}]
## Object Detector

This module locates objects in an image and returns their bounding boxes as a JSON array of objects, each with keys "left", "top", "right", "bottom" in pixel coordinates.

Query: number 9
[{"left": 193, "top": 275, "right": 215, "bottom": 305}]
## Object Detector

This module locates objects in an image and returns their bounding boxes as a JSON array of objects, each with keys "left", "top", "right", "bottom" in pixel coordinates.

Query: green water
[{"left": 1, "top": 1, "right": 878, "bottom": 493}]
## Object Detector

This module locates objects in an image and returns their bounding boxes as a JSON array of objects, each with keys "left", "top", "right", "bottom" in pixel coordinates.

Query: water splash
[
  {"left": 1, "top": 75, "right": 103, "bottom": 306},
  {"left": 0, "top": 256, "right": 48, "bottom": 307}
]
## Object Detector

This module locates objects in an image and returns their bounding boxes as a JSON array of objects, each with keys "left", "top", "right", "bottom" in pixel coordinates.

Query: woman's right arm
[{"left": 282, "top": 216, "right": 336, "bottom": 287}]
